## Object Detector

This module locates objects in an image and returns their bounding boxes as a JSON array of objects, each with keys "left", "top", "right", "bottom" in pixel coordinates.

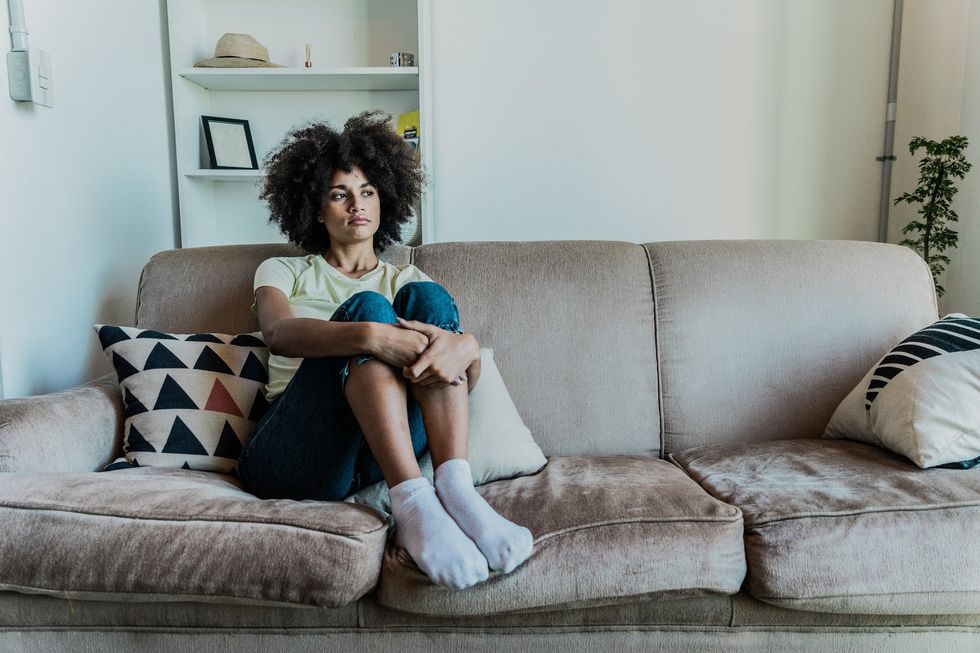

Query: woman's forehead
[{"left": 328, "top": 165, "right": 372, "bottom": 187}]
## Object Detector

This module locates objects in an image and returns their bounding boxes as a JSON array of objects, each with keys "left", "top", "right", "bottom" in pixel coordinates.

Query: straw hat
[{"left": 194, "top": 33, "right": 283, "bottom": 68}]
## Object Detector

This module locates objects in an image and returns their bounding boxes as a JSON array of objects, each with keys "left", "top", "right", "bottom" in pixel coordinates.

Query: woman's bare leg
[
  {"left": 342, "top": 358, "right": 421, "bottom": 487},
  {"left": 343, "top": 357, "right": 489, "bottom": 589},
  {"left": 407, "top": 378, "right": 534, "bottom": 574},
  {"left": 406, "top": 379, "right": 469, "bottom": 468}
]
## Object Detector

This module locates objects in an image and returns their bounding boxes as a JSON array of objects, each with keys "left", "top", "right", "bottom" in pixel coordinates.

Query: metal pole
[{"left": 877, "top": 0, "right": 904, "bottom": 242}]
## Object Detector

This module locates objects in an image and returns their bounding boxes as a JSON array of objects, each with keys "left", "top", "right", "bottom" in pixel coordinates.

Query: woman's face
[{"left": 319, "top": 165, "right": 381, "bottom": 247}]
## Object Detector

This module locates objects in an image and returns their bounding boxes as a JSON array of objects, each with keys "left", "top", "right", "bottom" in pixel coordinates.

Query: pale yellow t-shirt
[{"left": 253, "top": 254, "right": 432, "bottom": 401}]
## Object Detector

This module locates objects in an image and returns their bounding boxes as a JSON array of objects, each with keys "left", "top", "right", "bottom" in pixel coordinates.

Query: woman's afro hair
[{"left": 260, "top": 110, "right": 424, "bottom": 253}]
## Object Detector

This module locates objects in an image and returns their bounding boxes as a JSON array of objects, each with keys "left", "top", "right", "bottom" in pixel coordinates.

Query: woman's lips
[{"left": 349, "top": 218, "right": 370, "bottom": 225}]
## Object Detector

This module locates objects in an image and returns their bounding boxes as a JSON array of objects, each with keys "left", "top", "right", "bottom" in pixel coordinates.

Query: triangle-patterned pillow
[{"left": 95, "top": 325, "right": 270, "bottom": 475}]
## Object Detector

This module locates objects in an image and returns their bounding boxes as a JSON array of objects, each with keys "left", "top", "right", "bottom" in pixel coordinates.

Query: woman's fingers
[{"left": 397, "top": 317, "right": 440, "bottom": 337}]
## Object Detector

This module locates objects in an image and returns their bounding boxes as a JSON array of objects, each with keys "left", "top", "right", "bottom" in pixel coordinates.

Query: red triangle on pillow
[{"left": 204, "top": 378, "right": 244, "bottom": 417}]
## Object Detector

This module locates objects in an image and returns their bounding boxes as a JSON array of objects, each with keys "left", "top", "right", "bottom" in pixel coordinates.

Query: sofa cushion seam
[
  {"left": 752, "top": 588, "right": 980, "bottom": 601},
  {"left": 747, "top": 500, "right": 980, "bottom": 528},
  {"left": 0, "top": 503, "right": 388, "bottom": 539},
  {"left": 641, "top": 243, "right": 666, "bottom": 458},
  {"left": 529, "top": 514, "right": 744, "bottom": 545}
]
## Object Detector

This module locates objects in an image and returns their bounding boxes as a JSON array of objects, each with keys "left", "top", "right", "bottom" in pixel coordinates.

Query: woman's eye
[
  {"left": 331, "top": 193, "right": 346, "bottom": 201},
  {"left": 362, "top": 190, "right": 375, "bottom": 197}
]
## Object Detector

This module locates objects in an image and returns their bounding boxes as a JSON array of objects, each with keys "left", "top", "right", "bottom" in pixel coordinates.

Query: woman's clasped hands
[{"left": 367, "top": 319, "right": 477, "bottom": 387}]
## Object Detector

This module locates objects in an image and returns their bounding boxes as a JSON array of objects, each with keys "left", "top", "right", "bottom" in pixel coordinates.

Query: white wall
[
  {"left": 0, "top": 0, "right": 177, "bottom": 398},
  {"left": 427, "top": 0, "right": 895, "bottom": 244},
  {"left": 935, "top": 0, "right": 980, "bottom": 315},
  {"left": 2, "top": 0, "right": 975, "bottom": 398}
]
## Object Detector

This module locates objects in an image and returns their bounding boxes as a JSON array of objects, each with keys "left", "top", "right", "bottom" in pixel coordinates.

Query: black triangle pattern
[
  {"left": 126, "top": 424, "right": 156, "bottom": 452},
  {"left": 181, "top": 461, "right": 192, "bottom": 470},
  {"left": 112, "top": 351, "right": 140, "bottom": 382},
  {"left": 162, "top": 416, "right": 209, "bottom": 455},
  {"left": 230, "top": 334, "right": 265, "bottom": 347},
  {"left": 136, "top": 329, "right": 178, "bottom": 340},
  {"left": 247, "top": 388, "right": 270, "bottom": 422},
  {"left": 153, "top": 375, "right": 198, "bottom": 410},
  {"left": 123, "top": 388, "right": 149, "bottom": 418},
  {"left": 213, "top": 421, "right": 243, "bottom": 459},
  {"left": 239, "top": 351, "right": 268, "bottom": 382},
  {"left": 144, "top": 342, "right": 187, "bottom": 370},
  {"left": 98, "top": 325, "right": 131, "bottom": 350},
  {"left": 193, "top": 346, "right": 234, "bottom": 375},
  {"left": 185, "top": 333, "right": 224, "bottom": 343}
]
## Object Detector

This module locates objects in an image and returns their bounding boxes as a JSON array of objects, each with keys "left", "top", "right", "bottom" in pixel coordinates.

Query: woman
[{"left": 238, "top": 111, "right": 532, "bottom": 590}]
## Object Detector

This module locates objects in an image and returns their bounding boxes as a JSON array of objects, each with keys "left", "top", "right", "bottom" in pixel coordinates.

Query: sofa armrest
[{"left": 0, "top": 374, "right": 123, "bottom": 473}]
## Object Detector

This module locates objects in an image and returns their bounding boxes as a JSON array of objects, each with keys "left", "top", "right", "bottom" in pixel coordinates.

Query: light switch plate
[{"left": 30, "top": 48, "right": 53, "bottom": 107}]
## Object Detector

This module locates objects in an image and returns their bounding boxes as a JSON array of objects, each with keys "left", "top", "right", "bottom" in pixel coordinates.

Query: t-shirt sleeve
[
  {"left": 251, "top": 258, "right": 295, "bottom": 314},
  {"left": 394, "top": 264, "right": 433, "bottom": 294}
]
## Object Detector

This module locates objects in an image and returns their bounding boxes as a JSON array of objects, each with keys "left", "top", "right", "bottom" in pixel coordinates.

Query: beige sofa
[{"left": 2, "top": 239, "right": 978, "bottom": 652}]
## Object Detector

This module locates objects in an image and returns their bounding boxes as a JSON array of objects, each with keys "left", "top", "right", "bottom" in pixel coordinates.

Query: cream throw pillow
[
  {"left": 824, "top": 313, "right": 980, "bottom": 468},
  {"left": 346, "top": 348, "right": 547, "bottom": 514}
]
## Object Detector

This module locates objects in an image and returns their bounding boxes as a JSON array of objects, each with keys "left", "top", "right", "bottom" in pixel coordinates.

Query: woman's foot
[
  {"left": 388, "top": 476, "right": 489, "bottom": 589},
  {"left": 434, "top": 459, "right": 534, "bottom": 573}
]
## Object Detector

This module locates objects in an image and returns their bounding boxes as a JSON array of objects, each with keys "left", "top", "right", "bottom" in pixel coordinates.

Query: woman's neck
[{"left": 322, "top": 244, "right": 379, "bottom": 275}]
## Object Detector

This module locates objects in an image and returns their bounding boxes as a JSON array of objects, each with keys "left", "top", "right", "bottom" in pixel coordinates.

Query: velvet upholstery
[
  {"left": 0, "top": 466, "right": 388, "bottom": 607},
  {"left": 0, "top": 238, "right": 967, "bottom": 650},
  {"left": 0, "top": 373, "right": 121, "bottom": 473},
  {"left": 376, "top": 456, "right": 745, "bottom": 615},
  {"left": 411, "top": 241, "right": 660, "bottom": 457},
  {"left": 134, "top": 243, "right": 411, "bottom": 333},
  {"left": 644, "top": 240, "right": 939, "bottom": 453},
  {"left": 672, "top": 438, "right": 980, "bottom": 614}
]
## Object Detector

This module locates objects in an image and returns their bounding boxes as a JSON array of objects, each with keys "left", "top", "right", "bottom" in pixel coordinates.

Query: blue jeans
[{"left": 237, "top": 281, "right": 463, "bottom": 501}]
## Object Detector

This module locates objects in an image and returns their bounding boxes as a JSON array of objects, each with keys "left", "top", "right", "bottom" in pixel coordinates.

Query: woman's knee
[
  {"left": 332, "top": 291, "right": 397, "bottom": 323},
  {"left": 393, "top": 282, "right": 461, "bottom": 332}
]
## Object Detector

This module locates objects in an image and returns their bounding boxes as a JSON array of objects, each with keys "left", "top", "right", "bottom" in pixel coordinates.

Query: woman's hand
[
  {"left": 366, "top": 323, "right": 430, "bottom": 368},
  {"left": 397, "top": 318, "right": 479, "bottom": 387}
]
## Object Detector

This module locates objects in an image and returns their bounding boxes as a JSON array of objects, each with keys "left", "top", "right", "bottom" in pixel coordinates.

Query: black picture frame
[{"left": 201, "top": 116, "right": 258, "bottom": 170}]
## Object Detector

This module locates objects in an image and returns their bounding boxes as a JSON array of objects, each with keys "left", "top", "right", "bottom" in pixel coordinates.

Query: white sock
[
  {"left": 434, "top": 459, "right": 534, "bottom": 573},
  {"left": 387, "top": 476, "right": 489, "bottom": 589}
]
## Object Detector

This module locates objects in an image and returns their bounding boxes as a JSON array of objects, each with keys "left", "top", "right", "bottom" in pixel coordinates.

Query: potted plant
[{"left": 894, "top": 135, "right": 971, "bottom": 297}]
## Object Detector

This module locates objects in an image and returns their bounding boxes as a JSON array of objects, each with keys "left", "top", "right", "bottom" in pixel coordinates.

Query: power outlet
[
  {"left": 7, "top": 51, "right": 30, "bottom": 101},
  {"left": 6, "top": 48, "right": 53, "bottom": 107}
]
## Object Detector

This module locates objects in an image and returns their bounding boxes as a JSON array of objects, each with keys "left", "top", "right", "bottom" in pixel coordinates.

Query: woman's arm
[{"left": 256, "top": 286, "right": 428, "bottom": 366}]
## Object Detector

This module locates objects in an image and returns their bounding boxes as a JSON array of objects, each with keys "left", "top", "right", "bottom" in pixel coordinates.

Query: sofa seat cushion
[
  {"left": 0, "top": 466, "right": 388, "bottom": 607},
  {"left": 375, "top": 456, "right": 746, "bottom": 615},
  {"left": 671, "top": 439, "right": 980, "bottom": 614}
]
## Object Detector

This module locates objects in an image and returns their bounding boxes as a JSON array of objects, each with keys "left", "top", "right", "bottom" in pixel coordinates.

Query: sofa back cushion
[
  {"left": 135, "top": 241, "right": 661, "bottom": 458},
  {"left": 135, "top": 243, "right": 410, "bottom": 333},
  {"left": 412, "top": 241, "right": 660, "bottom": 457},
  {"left": 645, "top": 240, "right": 939, "bottom": 454}
]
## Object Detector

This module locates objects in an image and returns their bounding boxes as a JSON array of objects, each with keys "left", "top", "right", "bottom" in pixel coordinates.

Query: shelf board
[
  {"left": 185, "top": 169, "right": 264, "bottom": 181},
  {"left": 177, "top": 67, "right": 419, "bottom": 91}
]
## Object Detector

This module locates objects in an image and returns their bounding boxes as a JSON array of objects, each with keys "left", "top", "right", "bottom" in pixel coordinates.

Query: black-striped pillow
[
  {"left": 865, "top": 315, "right": 980, "bottom": 411},
  {"left": 824, "top": 314, "right": 980, "bottom": 468},
  {"left": 95, "top": 325, "right": 270, "bottom": 475}
]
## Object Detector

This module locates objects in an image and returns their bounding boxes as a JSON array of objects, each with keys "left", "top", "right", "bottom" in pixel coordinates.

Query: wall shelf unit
[
  {"left": 178, "top": 67, "right": 420, "bottom": 92},
  {"left": 166, "top": 0, "right": 432, "bottom": 248}
]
